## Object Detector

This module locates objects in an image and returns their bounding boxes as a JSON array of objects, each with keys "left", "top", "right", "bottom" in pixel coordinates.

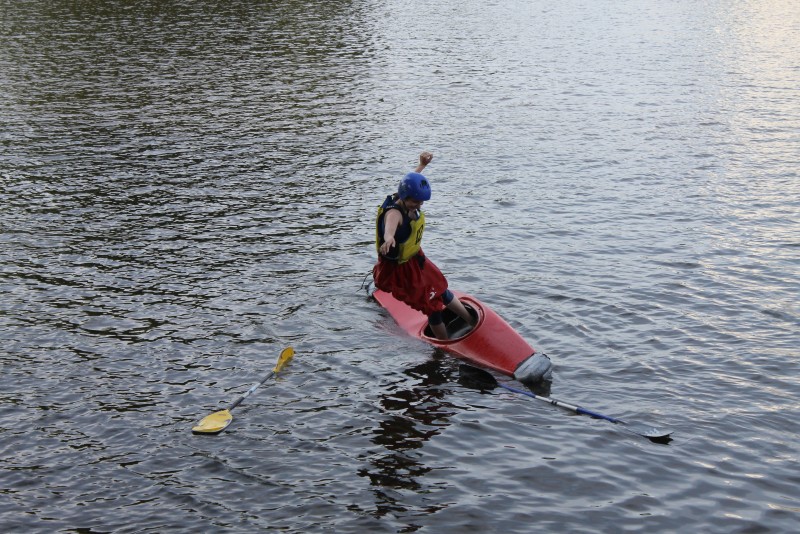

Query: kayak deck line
[{"left": 373, "top": 289, "right": 553, "bottom": 384}]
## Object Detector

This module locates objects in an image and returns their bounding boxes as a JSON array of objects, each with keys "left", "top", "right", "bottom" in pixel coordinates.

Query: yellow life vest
[{"left": 376, "top": 202, "right": 425, "bottom": 264}]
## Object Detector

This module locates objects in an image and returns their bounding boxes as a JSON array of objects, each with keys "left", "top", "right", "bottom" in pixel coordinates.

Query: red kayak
[{"left": 373, "top": 289, "right": 552, "bottom": 384}]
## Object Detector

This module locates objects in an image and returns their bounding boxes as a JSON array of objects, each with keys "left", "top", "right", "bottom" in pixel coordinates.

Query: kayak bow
[{"left": 373, "top": 289, "right": 552, "bottom": 384}]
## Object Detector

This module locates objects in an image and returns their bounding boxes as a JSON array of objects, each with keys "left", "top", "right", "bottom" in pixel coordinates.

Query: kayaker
[{"left": 373, "top": 151, "right": 475, "bottom": 340}]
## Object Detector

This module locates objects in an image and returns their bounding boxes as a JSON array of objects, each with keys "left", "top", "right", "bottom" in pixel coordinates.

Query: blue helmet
[{"left": 398, "top": 172, "right": 431, "bottom": 201}]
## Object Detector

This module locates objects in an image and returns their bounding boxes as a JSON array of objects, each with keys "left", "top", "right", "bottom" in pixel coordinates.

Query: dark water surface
[{"left": 2, "top": 1, "right": 798, "bottom": 532}]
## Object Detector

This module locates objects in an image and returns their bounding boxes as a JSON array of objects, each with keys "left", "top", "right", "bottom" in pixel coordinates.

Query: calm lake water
[{"left": 1, "top": 0, "right": 798, "bottom": 532}]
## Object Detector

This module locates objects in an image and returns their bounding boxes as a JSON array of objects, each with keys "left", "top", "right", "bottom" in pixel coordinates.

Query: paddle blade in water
[
  {"left": 192, "top": 409, "right": 233, "bottom": 434},
  {"left": 274, "top": 347, "right": 294, "bottom": 373},
  {"left": 622, "top": 421, "right": 673, "bottom": 443},
  {"left": 458, "top": 364, "right": 499, "bottom": 390}
]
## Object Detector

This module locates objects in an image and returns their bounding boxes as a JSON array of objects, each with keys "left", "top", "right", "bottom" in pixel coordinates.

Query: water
[{"left": 1, "top": 0, "right": 798, "bottom": 532}]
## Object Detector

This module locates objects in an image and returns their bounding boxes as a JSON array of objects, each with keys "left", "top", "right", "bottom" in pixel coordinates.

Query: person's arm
[
  {"left": 379, "top": 209, "right": 403, "bottom": 256},
  {"left": 414, "top": 151, "right": 433, "bottom": 173}
]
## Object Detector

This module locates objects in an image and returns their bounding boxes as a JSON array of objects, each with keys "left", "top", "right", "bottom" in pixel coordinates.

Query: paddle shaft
[
  {"left": 460, "top": 364, "right": 670, "bottom": 440},
  {"left": 498, "top": 383, "right": 624, "bottom": 424},
  {"left": 228, "top": 370, "right": 277, "bottom": 411}
]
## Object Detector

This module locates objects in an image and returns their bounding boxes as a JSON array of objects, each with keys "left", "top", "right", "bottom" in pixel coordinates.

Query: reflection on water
[{"left": 359, "top": 358, "right": 457, "bottom": 518}]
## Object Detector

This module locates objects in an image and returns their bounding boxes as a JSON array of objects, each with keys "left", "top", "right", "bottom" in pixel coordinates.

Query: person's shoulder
[{"left": 381, "top": 195, "right": 399, "bottom": 210}]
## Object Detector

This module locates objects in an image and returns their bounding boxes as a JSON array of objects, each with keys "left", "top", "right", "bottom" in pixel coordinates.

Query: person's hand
[
  {"left": 380, "top": 236, "right": 396, "bottom": 256},
  {"left": 419, "top": 151, "right": 433, "bottom": 167}
]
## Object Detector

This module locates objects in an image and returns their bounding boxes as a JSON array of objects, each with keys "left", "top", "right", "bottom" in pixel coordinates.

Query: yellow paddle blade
[
  {"left": 192, "top": 409, "right": 233, "bottom": 434},
  {"left": 273, "top": 346, "right": 294, "bottom": 373}
]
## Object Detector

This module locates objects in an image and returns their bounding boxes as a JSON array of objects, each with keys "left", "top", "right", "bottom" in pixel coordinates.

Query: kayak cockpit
[
  {"left": 422, "top": 303, "right": 480, "bottom": 341},
  {"left": 373, "top": 288, "right": 552, "bottom": 383}
]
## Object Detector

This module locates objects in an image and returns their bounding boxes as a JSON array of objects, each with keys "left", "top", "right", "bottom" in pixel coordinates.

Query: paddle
[
  {"left": 459, "top": 365, "right": 672, "bottom": 443},
  {"left": 192, "top": 346, "right": 295, "bottom": 435}
]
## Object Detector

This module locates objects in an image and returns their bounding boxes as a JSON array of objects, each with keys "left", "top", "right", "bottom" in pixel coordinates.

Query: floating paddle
[
  {"left": 192, "top": 347, "right": 295, "bottom": 435},
  {"left": 459, "top": 365, "right": 672, "bottom": 443}
]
